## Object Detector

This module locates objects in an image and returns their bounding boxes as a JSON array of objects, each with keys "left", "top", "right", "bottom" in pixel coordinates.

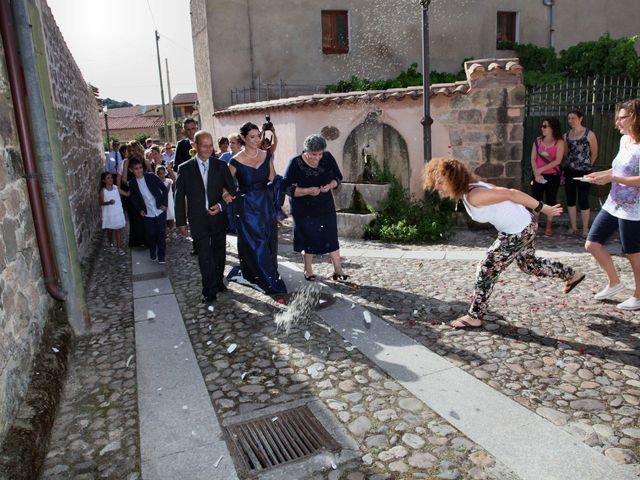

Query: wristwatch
[{"left": 533, "top": 201, "right": 544, "bottom": 213}]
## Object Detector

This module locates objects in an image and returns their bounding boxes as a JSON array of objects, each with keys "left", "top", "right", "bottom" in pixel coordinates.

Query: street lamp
[
  {"left": 420, "top": 0, "right": 432, "bottom": 163},
  {"left": 103, "top": 104, "right": 110, "bottom": 144}
]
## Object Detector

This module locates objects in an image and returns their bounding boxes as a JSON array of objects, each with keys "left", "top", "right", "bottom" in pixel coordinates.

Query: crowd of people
[{"left": 100, "top": 99, "right": 640, "bottom": 319}]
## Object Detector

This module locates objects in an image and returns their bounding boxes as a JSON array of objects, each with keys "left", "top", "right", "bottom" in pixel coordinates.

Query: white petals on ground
[
  {"left": 182, "top": 405, "right": 188, "bottom": 410},
  {"left": 351, "top": 303, "right": 356, "bottom": 309},
  {"left": 214, "top": 455, "right": 223, "bottom": 468},
  {"left": 227, "top": 343, "right": 237, "bottom": 354},
  {"left": 126, "top": 355, "right": 134, "bottom": 367},
  {"left": 146, "top": 310, "right": 156, "bottom": 320},
  {"left": 52, "top": 347, "right": 59, "bottom": 353},
  {"left": 207, "top": 305, "right": 214, "bottom": 312},
  {"left": 206, "top": 340, "right": 213, "bottom": 346},
  {"left": 241, "top": 372, "right": 248, "bottom": 380},
  {"left": 304, "top": 331, "right": 311, "bottom": 341},
  {"left": 153, "top": 288, "right": 160, "bottom": 293},
  {"left": 363, "top": 311, "right": 372, "bottom": 324},
  {"left": 173, "top": 342, "right": 183, "bottom": 349},
  {"left": 271, "top": 417, "right": 278, "bottom": 422}
]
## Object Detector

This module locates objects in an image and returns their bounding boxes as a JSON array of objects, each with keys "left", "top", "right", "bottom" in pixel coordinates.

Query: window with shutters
[
  {"left": 322, "top": 10, "right": 349, "bottom": 54},
  {"left": 496, "top": 11, "right": 518, "bottom": 47}
]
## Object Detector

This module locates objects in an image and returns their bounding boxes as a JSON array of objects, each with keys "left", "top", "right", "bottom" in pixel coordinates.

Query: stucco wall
[
  {"left": 0, "top": 1, "right": 104, "bottom": 443},
  {"left": 195, "top": 0, "right": 639, "bottom": 117},
  {"left": 213, "top": 60, "right": 524, "bottom": 197}
]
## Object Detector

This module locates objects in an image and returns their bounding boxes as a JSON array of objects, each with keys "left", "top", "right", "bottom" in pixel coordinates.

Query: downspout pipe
[{"left": 0, "top": 0, "right": 65, "bottom": 301}]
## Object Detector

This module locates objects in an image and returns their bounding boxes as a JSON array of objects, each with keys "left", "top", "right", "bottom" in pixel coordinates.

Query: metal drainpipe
[{"left": 0, "top": 0, "right": 65, "bottom": 301}]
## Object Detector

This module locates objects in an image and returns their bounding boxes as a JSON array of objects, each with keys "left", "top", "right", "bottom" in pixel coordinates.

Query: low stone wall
[
  {"left": 0, "top": 1, "right": 104, "bottom": 445},
  {"left": 333, "top": 183, "right": 391, "bottom": 211}
]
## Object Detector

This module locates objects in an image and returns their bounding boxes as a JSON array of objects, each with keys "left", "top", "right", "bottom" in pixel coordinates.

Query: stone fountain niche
[{"left": 333, "top": 111, "right": 409, "bottom": 237}]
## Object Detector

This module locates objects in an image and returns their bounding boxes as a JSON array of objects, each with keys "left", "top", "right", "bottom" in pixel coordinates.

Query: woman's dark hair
[
  {"left": 99, "top": 171, "right": 111, "bottom": 192},
  {"left": 119, "top": 144, "right": 128, "bottom": 157},
  {"left": 619, "top": 98, "right": 640, "bottom": 142},
  {"left": 540, "top": 117, "right": 563, "bottom": 141},
  {"left": 239, "top": 122, "right": 259, "bottom": 138},
  {"left": 218, "top": 136, "right": 229, "bottom": 147},
  {"left": 567, "top": 108, "right": 585, "bottom": 124}
]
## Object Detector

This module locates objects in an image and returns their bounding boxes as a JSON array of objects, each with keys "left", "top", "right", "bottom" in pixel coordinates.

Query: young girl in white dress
[{"left": 100, "top": 172, "right": 126, "bottom": 254}]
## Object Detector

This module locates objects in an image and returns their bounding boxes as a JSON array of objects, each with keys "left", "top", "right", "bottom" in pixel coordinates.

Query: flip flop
[
  {"left": 564, "top": 272, "right": 586, "bottom": 294},
  {"left": 450, "top": 315, "right": 482, "bottom": 329}
]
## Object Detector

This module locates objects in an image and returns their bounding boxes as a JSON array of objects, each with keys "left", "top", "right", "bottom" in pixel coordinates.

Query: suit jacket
[
  {"left": 129, "top": 173, "right": 169, "bottom": 216},
  {"left": 173, "top": 138, "right": 192, "bottom": 171},
  {"left": 175, "top": 156, "right": 237, "bottom": 237}
]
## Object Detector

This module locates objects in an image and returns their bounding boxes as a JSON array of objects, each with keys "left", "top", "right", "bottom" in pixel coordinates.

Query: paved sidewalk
[{"left": 39, "top": 226, "right": 639, "bottom": 480}]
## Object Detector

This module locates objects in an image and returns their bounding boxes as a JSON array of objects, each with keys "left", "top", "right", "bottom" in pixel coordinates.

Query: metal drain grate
[{"left": 225, "top": 405, "right": 340, "bottom": 475}]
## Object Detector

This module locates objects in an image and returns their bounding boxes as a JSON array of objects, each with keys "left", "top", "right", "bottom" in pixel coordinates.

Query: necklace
[{"left": 244, "top": 148, "right": 259, "bottom": 159}]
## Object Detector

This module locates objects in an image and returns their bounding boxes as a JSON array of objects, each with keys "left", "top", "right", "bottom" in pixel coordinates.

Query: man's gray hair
[{"left": 303, "top": 134, "right": 326, "bottom": 152}]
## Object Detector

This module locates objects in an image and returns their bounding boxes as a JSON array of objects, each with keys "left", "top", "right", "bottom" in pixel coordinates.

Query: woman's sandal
[
  {"left": 304, "top": 274, "right": 317, "bottom": 281},
  {"left": 332, "top": 273, "right": 350, "bottom": 281},
  {"left": 564, "top": 272, "right": 586, "bottom": 294},
  {"left": 450, "top": 315, "right": 482, "bottom": 329}
]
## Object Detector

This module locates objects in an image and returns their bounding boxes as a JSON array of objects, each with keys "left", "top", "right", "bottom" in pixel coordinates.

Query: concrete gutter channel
[{"left": 131, "top": 245, "right": 637, "bottom": 480}]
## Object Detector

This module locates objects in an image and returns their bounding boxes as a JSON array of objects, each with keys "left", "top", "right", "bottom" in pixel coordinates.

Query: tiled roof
[
  {"left": 100, "top": 105, "right": 164, "bottom": 130},
  {"left": 214, "top": 58, "right": 521, "bottom": 117},
  {"left": 173, "top": 92, "right": 197, "bottom": 105}
]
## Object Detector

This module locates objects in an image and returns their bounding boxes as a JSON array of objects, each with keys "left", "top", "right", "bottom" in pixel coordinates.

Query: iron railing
[{"left": 230, "top": 78, "right": 326, "bottom": 106}]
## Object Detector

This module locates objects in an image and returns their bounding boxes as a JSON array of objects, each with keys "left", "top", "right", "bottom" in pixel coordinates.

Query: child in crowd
[
  {"left": 99, "top": 172, "right": 126, "bottom": 255},
  {"left": 156, "top": 165, "right": 175, "bottom": 228},
  {"left": 128, "top": 158, "right": 169, "bottom": 264}
]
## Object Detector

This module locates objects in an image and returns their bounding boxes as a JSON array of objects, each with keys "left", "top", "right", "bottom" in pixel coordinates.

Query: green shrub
[
  {"left": 133, "top": 134, "right": 149, "bottom": 146},
  {"left": 364, "top": 177, "right": 456, "bottom": 243},
  {"left": 559, "top": 34, "right": 640, "bottom": 79}
]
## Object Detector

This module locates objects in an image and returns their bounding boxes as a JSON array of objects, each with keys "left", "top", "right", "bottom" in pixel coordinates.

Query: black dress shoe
[
  {"left": 217, "top": 284, "right": 228, "bottom": 293},
  {"left": 202, "top": 294, "right": 216, "bottom": 303}
]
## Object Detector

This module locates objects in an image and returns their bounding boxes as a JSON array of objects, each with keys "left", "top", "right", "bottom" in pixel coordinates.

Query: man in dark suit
[
  {"left": 175, "top": 131, "right": 236, "bottom": 303},
  {"left": 173, "top": 118, "right": 198, "bottom": 171},
  {"left": 128, "top": 158, "right": 169, "bottom": 263}
]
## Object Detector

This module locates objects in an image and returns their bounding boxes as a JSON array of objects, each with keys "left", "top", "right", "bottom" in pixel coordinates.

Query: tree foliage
[{"left": 103, "top": 98, "right": 133, "bottom": 109}]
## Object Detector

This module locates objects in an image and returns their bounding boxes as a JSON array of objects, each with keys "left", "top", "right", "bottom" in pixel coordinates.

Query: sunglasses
[{"left": 541, "top": 124, "right": 550, "bottom": 128}]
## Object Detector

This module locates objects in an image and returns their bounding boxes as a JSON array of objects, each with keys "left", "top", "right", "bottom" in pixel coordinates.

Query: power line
[
  {"left": 158, "top": 32, "right": 192, "bottom": 54},
  {"left": 145, "top": 0, "right": 157, "bottom": 29}
]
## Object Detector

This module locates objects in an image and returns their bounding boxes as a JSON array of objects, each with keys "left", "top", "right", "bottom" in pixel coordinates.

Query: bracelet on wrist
[{"left": 533, "top": 201, "right": 544, "bottom": 213}]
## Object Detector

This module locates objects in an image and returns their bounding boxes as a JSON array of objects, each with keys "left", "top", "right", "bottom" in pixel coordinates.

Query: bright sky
[{"left": 47, "top": 0, "right": 196, "bottom": 106}]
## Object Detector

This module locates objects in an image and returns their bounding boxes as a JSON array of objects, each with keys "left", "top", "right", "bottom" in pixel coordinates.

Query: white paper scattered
[
  {"left": 363, "top": 311, "right": 372, "bottom": 324},
  {"left": 157, "top": 387, "right": 162, "bottom": 391},
  {"left": 52, "top": 347, "right": 59, "bottom": 353},
  {"left": 241, "top": 372, "right": 248, "bottom": 380},
  {"left": 208, "top": 305, "right": 214, "bottom": 312},
  {"left": 173, "top": 342, "right": 183, "bottom": 349},
  {"left": 413, "top": 310, "right": 418, "bottom": 315},
  {"left": 146, "top": 310, "right": 156, "bottom": 320},
  {"left": 214, "top": 455, "right": 223, "bottom": 468},
  {"left": 330, "top": 461, "right": 337, "bottom": 469},
  {"left": 227, "top": 343, "right": 237, "bottom": 354},
  {"left": 223, "top": 335, "right": 232, "bottom": 341},
  {"left": 271, "top": 417, "right": 278, "bottom": 422},
  {"left": 304, "top": 331, "right": 311, "bottom": 341},
  {"left": 182, "top": 405, "right": 188, "bottom": 410},
  {"left": 153, "top": 288, "right": 160, "bottom": 293},
  {"left": 125, "top": 355, "right": 134, "bottom": 367},
  {"left": 206, "top": 340, "right": 213, "bottom": 346},
  {"left": 350, "top": 304, "right": 355, "bottom": 309},
  {"left": 208, "top": 325, "right": 212, "bottom": 331},
  {"left": 136, "top": 262, "right": 140, "bottom": 265}
]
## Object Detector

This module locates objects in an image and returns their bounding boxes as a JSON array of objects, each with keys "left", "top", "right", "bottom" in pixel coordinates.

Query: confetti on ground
[
  {"left": 208, "top": 305, "right": 214, "bottom": 312},
  {"left": 214, "top": 456, "right": 223, "bottom": 468},
  {"left": 146, "top": 310, "right": 156, "bottom": 320},
  {"left": 206, "top": 340, "right": 213, "bottom": 346},
  {"left": 304, "top": 331, "right": 311, "bottom": 341},
  {"left": 241, "top": 372, "right": 248, "bottom": 380},
  {"left": 363, "top": 311, "right": 372, "bottom": 324},
  {"left": 351, "top": 304, "right": 355, "bottom": 309},
  {"left": 52, "top": 347, "right": 59, "bottom": 353},
  {"left": 182, "top": 405, "right": 188, "bottom": 410},
  {"left": 153, "top": 288, "right": 160, "bottom": 293},
  {"left": 271, "top": 417, "right": 278, "bottom": 422},
  {"left": 227, "top": 343, "right": 237, "bottom": 354},
  {"left": 125, "top": 355, "right": 134, "bottom": 367}
]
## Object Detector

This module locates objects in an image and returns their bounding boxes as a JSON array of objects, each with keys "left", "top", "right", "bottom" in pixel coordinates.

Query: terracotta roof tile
[
  {"left": 172, "top": 92, "right": 197, "bottom": 105},
  {"left": 214, "top": 58, "right": 521, "bottom": 116}
]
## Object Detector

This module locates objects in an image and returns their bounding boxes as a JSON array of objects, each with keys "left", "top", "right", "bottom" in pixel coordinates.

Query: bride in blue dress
[{"left": 227, "top": 122, "right": 287, "bottom": 294}]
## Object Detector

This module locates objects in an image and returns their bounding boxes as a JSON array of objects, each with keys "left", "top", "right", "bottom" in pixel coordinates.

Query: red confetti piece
[
  {"left": 408, "top": 320, "right": 415, "bottom": 327},
  {"left": 588, "top": 352, "right": 595, "bottom": 356},
  {"left": 276, "top": 298, "right": 285, "bottom": 304},
  {"left": 431, "top": 320, "right": 437, "bottom": 325},
  {"left": 578, "top": 349, "right": 585, "bottom": 355}
]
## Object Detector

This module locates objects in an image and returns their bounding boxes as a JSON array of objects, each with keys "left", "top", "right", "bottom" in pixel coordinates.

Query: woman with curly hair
[
  {"left": 423, "top": 158, "right": 585, "bottom": 328},
  {"left": 584, "top": 98, "right": 640, "bottom": 310}
]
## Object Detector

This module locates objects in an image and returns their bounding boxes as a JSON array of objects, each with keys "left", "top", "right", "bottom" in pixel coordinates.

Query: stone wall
[
  {"left": 434, "top": 59, "right": 525, "bottom": 188},
  {"left": 0, "top": 1, "right": 104, "bottom": 444},
  {"left": 41, "top": 2, "right": 104, "bottom": 255}
]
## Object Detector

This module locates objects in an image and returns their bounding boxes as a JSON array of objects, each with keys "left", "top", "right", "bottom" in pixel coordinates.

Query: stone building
[
  {"left": 192, "top": 0, "right": 640, "bottom": 127},
  {"left": 0, "top": 0, "right": 103, "bottom": 448},
  {"left": 213, "top": 58, "right": 525, "bottom": 197},
  {"left": 100, "top": 104, "right": 164, "bottom": 142}
]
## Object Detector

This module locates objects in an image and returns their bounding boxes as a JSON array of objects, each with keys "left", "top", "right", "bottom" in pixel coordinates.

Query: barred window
[{"left": 322, "top": 10, "right": 349, "bottom": 54}]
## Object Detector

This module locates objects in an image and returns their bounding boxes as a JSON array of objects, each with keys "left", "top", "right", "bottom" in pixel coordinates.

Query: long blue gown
[{"left": 227, "top": 152, "right": 287, "bottom": 294}]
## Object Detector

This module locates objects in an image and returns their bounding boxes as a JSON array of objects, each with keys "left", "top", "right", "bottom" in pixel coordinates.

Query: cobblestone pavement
[
  {"left": 280, "top": 228, "right": 640, "bottom": 469},
  {"left": 40, "top": 241, "right": 140, "bottom": 480},
  {"left": 167, "top": 233, "right": 520, "bottom": 480}
]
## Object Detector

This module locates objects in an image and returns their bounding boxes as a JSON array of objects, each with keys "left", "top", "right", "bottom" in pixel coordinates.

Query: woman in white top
[
  {"left": 424, "top": 158, "right": 585, "bottom": 328},
  {"left": 584, "top": 98, "right": 640, "bottom": 310}
]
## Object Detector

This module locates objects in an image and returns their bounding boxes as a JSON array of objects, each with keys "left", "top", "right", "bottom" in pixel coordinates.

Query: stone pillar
[{"left": 435, "top": 58, "right": 525, "bottom": 188}]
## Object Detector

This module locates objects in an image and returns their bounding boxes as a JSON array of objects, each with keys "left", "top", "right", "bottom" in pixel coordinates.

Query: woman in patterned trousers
[{"left": 424, "top": 158, "right": 586, "bottom": 328}]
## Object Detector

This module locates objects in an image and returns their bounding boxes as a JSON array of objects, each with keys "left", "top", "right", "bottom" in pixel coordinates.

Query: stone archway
[{"left": 342, "top": 113, "right": 410, "bottom": 188}]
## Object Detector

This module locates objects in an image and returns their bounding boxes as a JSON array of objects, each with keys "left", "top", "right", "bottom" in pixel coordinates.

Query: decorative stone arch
[{"left": 342, "top": 112, "right": 410, "bottom": 188}]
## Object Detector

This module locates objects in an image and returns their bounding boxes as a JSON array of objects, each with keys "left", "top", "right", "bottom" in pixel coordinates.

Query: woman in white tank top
[{"left": 423, "top": 158, "right": 585, "bottom": 328}]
